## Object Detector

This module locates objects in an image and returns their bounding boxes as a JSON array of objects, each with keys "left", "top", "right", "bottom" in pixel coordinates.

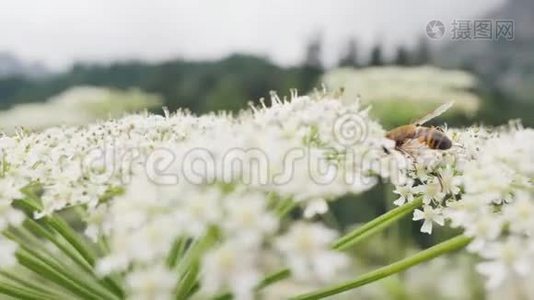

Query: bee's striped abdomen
[{"left": 415, "top": 127, "right": 452, "bottom": 150}]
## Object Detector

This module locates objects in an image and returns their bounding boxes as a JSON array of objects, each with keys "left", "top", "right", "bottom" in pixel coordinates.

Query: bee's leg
[
  {"left": 395, "top": 146, "right": 415, "bottom": 160},
  {"left": 395, "top": 146, "right": 417, "bottom": 171},
  {"left": 436, "top": 172, "right": 444, "bottom": 192},
  {"left": 382, "top": 146, "right": 391, "bottom": 154}
]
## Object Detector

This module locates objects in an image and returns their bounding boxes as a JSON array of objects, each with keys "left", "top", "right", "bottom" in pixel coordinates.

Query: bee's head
[{"left": 438, "top": 137, "right": 452, "bottom": 150}]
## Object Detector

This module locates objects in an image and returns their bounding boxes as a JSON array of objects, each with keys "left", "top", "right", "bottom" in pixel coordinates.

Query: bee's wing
[
  {"left": 413, "top": 101, "right": 454, "bottom": 126},
  {"left": 399, "top": 138, "right": 429, "bottom": 156}
]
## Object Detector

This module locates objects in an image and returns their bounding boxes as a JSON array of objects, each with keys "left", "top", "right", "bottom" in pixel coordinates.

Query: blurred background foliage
[
  {"left": 322, "top": 66, "right": 480, "bottom": 128},
  {"left": 1, "top": 47, "right": 531, "bottom": 129},
  {"left": 0, "top": 86, "right": 162, "bottom": 132},
  {"left": 0, "top": 54, "right": 321, "bottom": 116},
  {"left": 1, "top": 0, "right": 533, "bottom": 298}
]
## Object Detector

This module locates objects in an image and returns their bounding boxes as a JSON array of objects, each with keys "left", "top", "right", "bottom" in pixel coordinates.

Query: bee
[{"left": 386, "top": 101, "right": 454, "bottom": 156}]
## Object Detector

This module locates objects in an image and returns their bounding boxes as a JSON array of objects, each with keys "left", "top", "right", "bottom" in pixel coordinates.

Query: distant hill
[
  {"left": 435, "top": 0, "right": 534, "bottom": 125},
  {"left": 0, "top": 54, "right": 321, "bottom": 114},
  {"left": 437, "top": 0, "right": 534, "bottom": 103},
  {"left": 0, "top": 52, "right": 49, "bottom": 79}
]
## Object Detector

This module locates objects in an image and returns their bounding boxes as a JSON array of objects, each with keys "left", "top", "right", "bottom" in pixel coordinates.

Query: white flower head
[
  {"left": 476, "top": 238, "right": 532, "bottom": 289},
  {"left": 415, "top": 180, "right": 445, "bottom": 205},
  {"left": 413, "top": 205, "right": 445, "bottom": 234},
  {"left": 303, "top": 198, "right": 329, "bottom": 219},
  {"left": 438, "top": 166, "right": 461, "bottom": 195},
  {"left": 201, "top": 241, "right": 260, "bottom": 300},
  {"left": 222, "top": 191, "right": 278, "bottom": 245},
  {"left": 392, "top": 179, "right": 416, "bottom": 206},
  {"left": 126, "top": 265, "right": 177, "bottom": 300},
  {"left": 275, "top": 222, "right": 349, "bottom": 282}
]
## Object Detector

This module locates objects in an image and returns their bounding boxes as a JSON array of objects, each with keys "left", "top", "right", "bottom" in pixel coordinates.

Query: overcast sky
[{"left": 0, "top": 0, "right": 505, "bottom": 70}]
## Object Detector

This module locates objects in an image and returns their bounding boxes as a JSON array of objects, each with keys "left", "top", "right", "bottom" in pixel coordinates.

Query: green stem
[
  {"left": 175, "top": 228, "right": 218, "bottom": 299},
  {"left": 15, "top": 249, "right": 100, "bottom": 300},
  {"left": 23, "top": 247, "right": 117, "bottom": 300},
  {"left": 332, "top": 198, "right": 423, "bottom": 251},
  {"left": 0, "top": 271, "right": 72, "bottom": 300},
  {"left": 0, "top": 279, "right": 55, "bottom": 300},
  {"left": 24, "top": 219, "right": 92, "bottom": 271},
  {"left": 4, "top": 230, "right": 118, "bottom": 300},
  {"left": 43, "top": 216, "right": 97, "bottom": 266},
  {"left": 244, "top": 197, "right": 423, "bottom": 296},
  {"left": 276, "top": 199, "right": 297, "bottom": 217},
  {"left": 18, "top": 198, "right": 98, "bottom": 267},
  {"left": 16, "top": 198, "right": 123, "bottom": 297},
  {"left": 175, "top": 262, "right": 200, "bottom": 299},
  {"left": 23, "top": 220, "right": 123, "bottom": 298},
  {"left": 291, "top": 235, "right": 472, "bottom": 300},
  {"left": 255, "top": 269, "right": 291, "bottom": 290},
  {"left": 177, "top": 228, "right": 217, "bottom": 275},
  {"left": 167, "top": 237, "right": 186, "bottom": 268}
]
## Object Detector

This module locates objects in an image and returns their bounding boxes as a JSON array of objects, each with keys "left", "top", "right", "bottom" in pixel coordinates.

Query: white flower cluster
[
  {"left": 391, "top": 128, "right": 470, "bottom": 234},
  {"left": 322, "top": 66, "right": 480, "bottom": 114},
  {"left": 0, "top": 92, "right": 394, "bottom": 298},
  {"left": 453, "top": 126, "right": 534, "bottom": 289},
  {"left": 0, "top": 86, "right": 162, "bottom": 132},
  {"left": 3, "top": 87, "right": 531, "bottom": 296},
  {"left": 394, "top": 124, "right": 534, "bottom": 289}
]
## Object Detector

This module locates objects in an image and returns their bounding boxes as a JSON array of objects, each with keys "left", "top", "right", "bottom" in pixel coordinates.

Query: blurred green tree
[
  {"left": 393, "top": 46, "right": 410, "bottom": 66},
  {"left": 413, "top": 36, "right": 432, "bottom": 65},
  {"left": 369, "top": 44, "right": 384, "bottom": 66},
  {"left": 303, "top": 34, "right": 323, "bottom": 70},
  {"left": 338, "top": 38, "right": 360, "bottom": 68}
]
